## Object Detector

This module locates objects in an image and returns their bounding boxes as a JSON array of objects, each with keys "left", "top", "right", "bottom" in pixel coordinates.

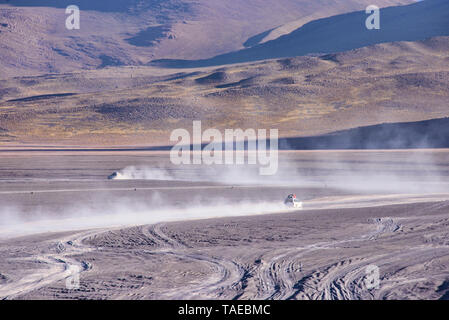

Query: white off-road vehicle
[{"left": 284, "top": 194, "right": 303, "bottom": 209}]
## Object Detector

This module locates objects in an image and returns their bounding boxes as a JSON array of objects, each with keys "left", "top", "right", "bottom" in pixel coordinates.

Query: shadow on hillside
[
  {"left": 278, "top": 118, "right": 449, "bottom": 150},
  {"left": 152, "top": 0, "right": 449, "bottom": 68},
  {"left": 2, "top": 118, "right": 449, "bottom": 152}
]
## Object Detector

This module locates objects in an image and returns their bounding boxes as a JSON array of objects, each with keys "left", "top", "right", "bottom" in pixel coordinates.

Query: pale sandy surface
[{"left": 0, "top": 150, "right": 448, "bottom": 300}]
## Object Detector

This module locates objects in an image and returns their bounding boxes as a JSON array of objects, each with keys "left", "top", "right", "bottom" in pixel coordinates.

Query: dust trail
[
  {"left": 0, "top": 198, "right": 289, "bottom": 239},
  {"left": 111, "top": 166, "right": 175, "bottom": 180},
  {"left": 111, "top": 155, "right": 449, "bottom": 194},
  {"left": 3, "top": 192, "right": 449, "bottom": 239}
]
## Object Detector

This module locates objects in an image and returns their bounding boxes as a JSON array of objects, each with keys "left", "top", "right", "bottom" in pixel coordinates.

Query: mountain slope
[
  {"left": 1, "top": 36, "right": 448, "bottom": 145},
  {"left": 153, "top": 0, "right": 449, "bottom": 68},
  {"left": 0, "top": 0, "right": 413, "bottom": 77}
]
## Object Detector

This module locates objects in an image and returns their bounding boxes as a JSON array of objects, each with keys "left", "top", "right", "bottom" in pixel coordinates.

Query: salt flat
[{"left": 0, "top": 150, "right": 448, "bottom": 299}]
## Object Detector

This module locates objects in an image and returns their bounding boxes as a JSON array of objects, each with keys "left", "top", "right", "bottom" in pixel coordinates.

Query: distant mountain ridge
[
  {"left": 153, "top": 0, "right": 449, "bottom": 68},
  {"left": 0, "top": 0, "right": 413, "bottom": 77},
  {"left": 0, "top": 0, "right": 181, "bottom": 13}
]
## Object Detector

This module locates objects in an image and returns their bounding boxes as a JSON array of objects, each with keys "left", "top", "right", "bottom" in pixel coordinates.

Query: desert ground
[
  {"left": 0, "top": 149, "right": 448, "bottom": 300},
  {"left": 1, "top": 0, "right": 448, "bottom": 302}
]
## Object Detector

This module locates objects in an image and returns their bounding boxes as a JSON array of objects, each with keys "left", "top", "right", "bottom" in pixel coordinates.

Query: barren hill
[
  {"left": 0, "top": 0, "right": 413, "bottom": 77},
  {"left": 1, "top": 36, "right": 448, "bottom": 146},
  {"left": 153, "top": 0, "right": 449, "bottom": 68}
]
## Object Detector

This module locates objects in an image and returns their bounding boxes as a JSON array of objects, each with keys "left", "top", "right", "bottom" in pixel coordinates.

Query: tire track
[
  {"left": 0, "top": 229, "right": 99, "bottom": 299},
  {"left": 241, "top": 216, "right": 403, "bottom": 300},
  {"left": 141, "top": 223, "right": 245, "bottom": 299}
]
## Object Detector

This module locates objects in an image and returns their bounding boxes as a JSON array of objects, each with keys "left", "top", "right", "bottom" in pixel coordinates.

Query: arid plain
[
  {"left": 1, "top": 0, "right": 449, "bottom": 301},
  {"left": 1, "top": 149, "right": 448, "bottom": 300}
]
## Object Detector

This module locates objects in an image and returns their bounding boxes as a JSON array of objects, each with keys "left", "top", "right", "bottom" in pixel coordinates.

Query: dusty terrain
[
  {"left": 0, "top": 0, "right": 448, "bottom": 302},
  {"left": 0, "top": 150, "right": 448, "bottom": 300}
]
